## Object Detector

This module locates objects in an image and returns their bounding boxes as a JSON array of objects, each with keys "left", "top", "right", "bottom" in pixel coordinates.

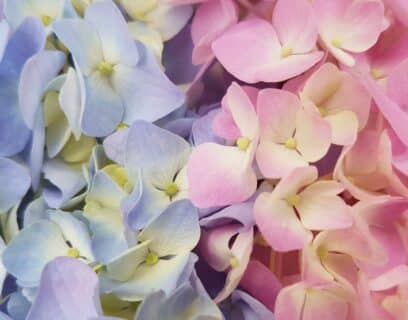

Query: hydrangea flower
[
  {"left": 212, "top": 0, "right": 323, "bottom": 83},
  {"left": 254, "top": 166, "right": 353, "bottom": 251},
  {"left": 314, "top": 0, "right": 385, "bottom": 67},
  {"left": 99, "top": 200, "right": 200, "bottom": 300},
  {"left": 53, "top": 0, "right": 184, "bottom": 136}
]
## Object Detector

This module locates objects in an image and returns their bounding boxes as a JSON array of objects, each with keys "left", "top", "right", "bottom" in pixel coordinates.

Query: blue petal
[
  {"left": 84, "top": 171, "right": 128, "bottom": 263},
  {"left": 122, "top": 172, "right": 170, "bottom": 231},
  {"left": 42, "top": 159, "right": 87, "bottom": 208},
  {"left": 6, "top": 292, "right": 31, "bottom": 320},
  {"left": 52, "top": 18, "right": 102, "bottom": 75},
  {"left": 0, "top": 20, "right": 9, "bottom": 62},
  {"left": 113, "top": 42, "right": 185, "bottom": 124},
  {"left": 59, "top": 68, "right": 83, "bottom": 140},
  {"left": 103, "top": 128, "right": 129, "bottom": 166},
  {"left": 230, "top": 290, "right": 275, "bottom": 320},
  {"left": 138, "top": 200, "right": 200, "bottom": 257},
  {"left": 135, "top": 269, "right": 222, "bottom": 320},
  {"left": 84, "top": 0, "right": 139, "bottom": 66},
  {"left": 18, "top": 50, "right": 65, "bottom": 128},
  {"left": 100, "top": 253, "right": 190, "bottom": 301},
  {"left": 2, "top": 220, "right": 67, "bottom": 284},
  {"left": 24, "top": 110, "right": 44, "bottom": 190},
  {"left": 200, "top": 202, "right": 255, "bottom": 231},
  {"left": 125, "top": 120, "right": 190, "bottom": 179},
  {"left": 5, "top": 0, "right": 65, "bottom": 29},
  {"left": 0, "top": 157, "right": 30, "bottom": 212},
  {"left": 0, "top": 17, "right": 45, "bottom": 156},
  {"left": 81, "top": 72, "right": 124, "bottom": 137},
  {"left": 26, "top": 257, "right": 101, "bottom": 320},
  {"left": 0, "top": 312, "right": 13, "bottom": 320}
]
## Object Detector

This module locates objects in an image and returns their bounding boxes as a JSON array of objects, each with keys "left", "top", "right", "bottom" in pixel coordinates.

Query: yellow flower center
[
  {"left": 285, "top": 137, "right": 297, "bottom": 149},
  {"left": 41, "top": 15, "right": 53, "bottom": 26},
  {"left": 331, "top": 38, "right": 343, "bottom": 49},
  {"left": 286, "top": 194, "right": 301, "bottom": 207},
  {"left": 236, "top": 137, "right": 251, "bottom": 151},
  {"left": 317, "top": 246, "right": 329, "bottom": 260},
  {"left": 164, "top": 182, "right": 179, "bottom": 198},
  {"left": 370, "top": 68, "right": 384, "bottom": 80},
  {"left": 230, "top": 257, "right": 239, "bottom": 268},
  {"left": 98, "top": 61, "right": 114, "bottom": 76},
  {"left": 280, "top": 46, "right": 293, "bottom": 58},
  {"left": 318, "top": 106, "right": 328, "bottom": 117},
  {"left": 67, "top": 247, "right": 80, "bottom": 258},
  {"left": 93, "top": 263, "right": 106, "bottom": 274},
  {"left": 116, "top": 123, "right": 129, "bottom": 130},
  {"left": 145, "top": 251, "right": 159, "bottom": 266}
]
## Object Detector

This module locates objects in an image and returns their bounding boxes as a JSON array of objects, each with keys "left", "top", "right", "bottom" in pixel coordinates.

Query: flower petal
[
  {"left": 187, "top": 143, "right": 257, "bottom": 208},
  {"left": 297, "top": 181, "right": 353, "bottom": 230},
  {"left": 254, "top": 193, "right": 312, "bottom": 252}
]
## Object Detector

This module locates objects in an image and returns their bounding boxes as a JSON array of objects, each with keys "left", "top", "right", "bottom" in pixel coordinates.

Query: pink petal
[
  {"left": 295, "top": 109, "right": 331, "bottom": 162},
  {"left": 214, "top": 227, "right": 253, "bottom": 303},
  {"left": 272, "top": 0, "right": 318, "bottom": 53},
  {"left": 224, "top": 83, "right": 258, "bottom": 139},
  {"left": 213, "top": 83, "right": 259, "bottom": 140},
  {"left": 254, "top": 193, "right": 312, "bottom": 252},
  {"left": 257, "top": 88, "right": 300, "bottom": 143},
  {"left": 254, "top": 52, "right": 324, "bottom": 83},
  {"left": 325, "top": 110, "right": 359, "bottom": 146},
  {"left": 388, "top": 129, "right": 408, "bottom": 176},
  {"left": 386, "top": 0, "right": 408, "bottom": 27},
  {"left": 297, "top": 181, "right": 353, "bottom": 230},
  {"left": 369, "top": 265, "right": 408, "bottom": 291},
  {"left": 302, "top": 284, "right": 349, "bottom": 319},
  {"left": 301, "top": 63, "right": 343, "bottom": 106},
  {"left": 191, "top": 0, "right": 238, "bottom": 65},
  {"left": 256, "top": 141, "right": 308, "bottom": 179},
  {"left": 199, "top": 225, "right": 238, "bottom": 271},
  {"left": 387, "top": 58, "right": 408, "bottom": 113},
  {"left": 340, "top": 0, "right": 385, "bottom": 52},
  {"left": 187, "top": 143, "right": 257, "bottom": 208},
  {"left": 353, "top": 71, "right": 408, "bottom": 147},
  {"left": 324, "top": 73, "right": 371, "bottom": 130},
  {"left": 273, "top": 166, "right": 318, "bottom": 199},
  {"left": 274, "top": 282, "right": 307, "bottom": 320},
  {"left": 240, "top": 260, "right": 282, "bottom": 311},
  {"left": 315, "top": 0, "right": 384, "bottom": 56},
  {"left": 212, "top": 18, "right": 280, "bottom": 83}
]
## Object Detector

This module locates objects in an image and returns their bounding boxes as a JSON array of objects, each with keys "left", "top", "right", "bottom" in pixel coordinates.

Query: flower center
[
  {"left": 116, "top": 123, "right": 129, "bottom": 130},
  {"left": 317, "top": 246, "right": 329, "bottom": 260},
  {"left": 318, "top": 106, "right": 328, "bottom": 117},
  {"left": 164, "top": 182, "right": 179, "bottom": 198},
  {"left": 286, "top": 194, "right": 301, "bottom": 207},
  {"left": 67, "top": 247, "right": 80, "bottom": 258},
  {"left": 370, "top": 68, "right": 384, "bottom": 80},
  {"left": 331, "top": 38, "right": 343, "bottom": 49},
  {"left": 280, "top": 46, "right": 293, "bottom": 58},
  {"left": 41, "top": 15, "right": 53, "bottom": 26},
  {"left": 98, "top": 61, "right": 114, "bottom": 76},
  {"left": 285, "top": 137, "right": 297, "bottom": 149},
  {"left": 93, "top": 263, "right": 106, "bottom": 274},
  {"left": 236, "top": 137, "right": 251, "bottom": 151},
  {"left": 145, "top": 251, "right": 159, "bottom": 266},
  {"left": 229, "top": 257, "right": 239, "bottom": 268}
]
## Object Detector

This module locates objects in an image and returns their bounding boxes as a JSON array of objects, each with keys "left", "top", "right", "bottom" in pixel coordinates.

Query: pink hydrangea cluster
[{"left": 185, "top": 0, "right": 408, "bottom": 318}]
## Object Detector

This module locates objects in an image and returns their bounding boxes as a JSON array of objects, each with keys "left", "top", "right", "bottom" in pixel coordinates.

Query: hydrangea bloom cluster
[{"left": 0, "top": 0, "right": 407, "bottom": 319}]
